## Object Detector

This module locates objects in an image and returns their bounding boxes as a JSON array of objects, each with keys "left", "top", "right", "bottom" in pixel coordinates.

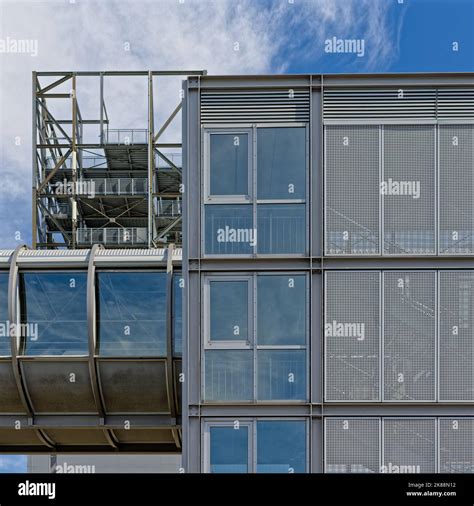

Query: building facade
[
  {"left": 182, "top": 73, "right": 474, "bottom": 473},
  {"left": 2, "top": 71, "right": 474, "bottom": 474}
]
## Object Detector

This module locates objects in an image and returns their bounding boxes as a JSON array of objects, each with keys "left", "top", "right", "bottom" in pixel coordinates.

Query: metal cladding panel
[
  {"left": 114, "top": 429, "right": 176, "bottom": 444},
  {"left": 383, "top": 419, "right": 436, "bottom": 473},
  {"left": 325, "top": 272, "right": 380, "bottom": 401},
  {"left": 201, "top": 89, "right": 310, "bottom": 124},
  {"left": 439, "top": 419, "right": 474, "bottom": 473},
  {"left": 439, "top": 125, "right": 474, "bottom": 254},
  {"left": 0, "top": 429, "right": 43, "bottom": 446},
  {"left": 0, "top": 361, "right": 26, "bottom": 413},
  {"left": 439, "top": 272, "right": 474, "bottom": 401},
  {"left": 325, "top": 126, "right": 380, "bottom": 255},
  {"left": 383, "top": 272, "right": 436, "bottom": 401},
  {"left": 383, "top": 125, "right": 435, "bottom": 255},
  {"left": 21, "top": 361, "right": 97, "bottom": 414},
  {"left": 324, "top": 418, "right": 380, "bottom": 473},
  {"left": 43, "top": 429, "right": 110, "bottom": 446},
  {"left": 323, "top": 88, "right": 437, "bottom": 121},
  {"left": 97, "top": 360, "right": 170, "bottom": 414}
]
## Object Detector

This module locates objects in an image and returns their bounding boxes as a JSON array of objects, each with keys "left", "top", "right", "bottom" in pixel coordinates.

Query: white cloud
[{"left": 0, "top": 0, "right": 403, "bottom": 247}]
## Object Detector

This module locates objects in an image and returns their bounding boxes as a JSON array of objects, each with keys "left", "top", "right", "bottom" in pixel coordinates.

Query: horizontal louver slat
[
  {"left": 323, "top": 88, "right": 474, "bottom": 121},
  {"left": 201, "top": 89, "right": 310, "bottom": 124}
]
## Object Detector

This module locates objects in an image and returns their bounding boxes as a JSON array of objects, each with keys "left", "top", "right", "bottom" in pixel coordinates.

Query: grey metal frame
[
  {"left": 183, "top": 72, "right": 474, "bottom": 473},
  {"left": 0, "top": 247, "right": 181, "bottom": 453},
  {"left": 33, "top": 70, "right": 206, "bottom": 249},
  {"left": 201, "top": 123, "right": 309, "bottom": 259},
  {"left": 202, "top": 417, "right": 309, "bottom": 474},
  {"left": 201, "top": 272, "right": 309, "bottom": 404}
]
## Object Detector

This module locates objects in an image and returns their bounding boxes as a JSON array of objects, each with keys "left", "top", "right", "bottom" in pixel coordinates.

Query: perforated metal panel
[
  {"left": 201, "top": 89, "right": 310, "bottom": 124},
  {"left": 439, "top": 125, "right": 474, "bottom": 254},
  {"left": 383, "top": 419, "right": 436, "bottom": 473},
  {"left": 325, "top": 126, "right": 380, "bottom": 255},
  {"left": 383, "top": 272, "right": 436, "bottom": 401},
  {"left": 324, "top": 418, "right": 380, "bottom": 473},
  {"left": 325, "top": 272, "right": 380, "bottom": 401},
  {"left": 383, "top": 125, "right": 435, "bottom": 254},
  {"left": 439, "top": 419, "right": 474, "bottom": 473},
  {"left": 439, "top": 272, "right": 474, "bottom": 401}
]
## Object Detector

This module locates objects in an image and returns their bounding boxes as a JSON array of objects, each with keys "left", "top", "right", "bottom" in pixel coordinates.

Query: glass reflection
[
  {"left": 257, "top": 421, "right": 306, "bottom": 473},
  {"left": 173, "top": 274, "right": 183, "bottom": 356},
  {"left": 0, "top": 272, "right": 10, "bottom": 355},
  {"left": 257, "top": 275, "right": 306, "bottom": 345},
  {"left": 204, "top": 350, "right": 252, "bottom": 401},
  {"left": 205, "top": 204, "right": 254, "bottom": 255},
  {"left": 210, "top": 133, "right": 248, "bottom": 196},
  {"left": 20, "top": 272, "right": 88, "bottom": 355},
  {"left": 210, "top": 426, "right": 248, "bottom": 473},
  {"left": 257, "top": 128, "right": 306, "bottom": 199},
  {"left": 97, "top": 272, "right": 167, "bottom": 356},
  {"left": 210, "top": 280, "right": 248, "bottom": 341},
  {"left": 257, "top": 350, "right": 306, "bottom": 400},
  {"left": 257, "top": 204, "right": 306, "bottom": 254}
]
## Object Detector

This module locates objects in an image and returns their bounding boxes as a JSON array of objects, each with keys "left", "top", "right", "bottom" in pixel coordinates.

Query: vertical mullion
[
  {"left": 379, "top": 271, "right": 385, "bottom": 402},
  {"left": 252, "top": 420, "right": 257, "bottom": 473},
  {"left": 381, "top": 271, "right": 385, "bottom": 403},
  {"left": 253, "top": 273, "right": 257, "bottom": 401},
  {"left": 436, "top": 124, "right": 439, "bottom": 255},
  {"left": 436, "top": 271, "right": 440, "bottom": 403},
  {"left": 253, "top": 125, "right": 257, "bottom": 256},
  {"left": 380, "top": 124, "right": 384, "bottom": 256},
  {"left": 381, "top": 417, "right": 385, "bottom": 473}
]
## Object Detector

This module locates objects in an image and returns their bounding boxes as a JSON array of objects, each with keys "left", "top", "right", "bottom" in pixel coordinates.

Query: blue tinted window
[
  {"left": 20, "top": 272, "right": 88, "bottom": 355},
  {"left": 257, "top": 421, "right": 306, "bottom": 473},
  {"left": 204, "top": 350, "right": 252, "bottom": 401},
  {"left": 205, "top": 205, "right": 254, "bottom": 255},
  {"left": 210, "top": 134, "right": 248, "bottom": 196},
  {"left": 257, "top": 275, "right": 306, "bottom": 345},
  {"left": 210, "top": 280, "right": 248, "bottom": 341},
  {"left": 257, "top": 128, "right": 306, "bottom": 199},
  {"left": 97, "top": 272, "right": 167, "bottom": 356},
  {"left": 257, "top": 350, "right": 306, "bottom": 400},
  {"left": 257, "top": 204, "right": 306, "bottom": 254},
  {"left": 173, "top": 274, "right": 183, "bottom": 356},
  {"left": 0, "top": 272, "right": 9, "bottom": 355},
  {"left": 210, "top": 426, "right": 248, "bottom": 473}
]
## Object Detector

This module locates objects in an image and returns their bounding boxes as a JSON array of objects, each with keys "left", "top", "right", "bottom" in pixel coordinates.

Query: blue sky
[{"left": 0, "top": 0, "right": 473, "bottom": 473}]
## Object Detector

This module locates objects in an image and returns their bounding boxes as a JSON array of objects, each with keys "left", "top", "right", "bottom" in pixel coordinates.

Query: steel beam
[{"left": 86, "top": 244, "right": 118, "bottom": 449}]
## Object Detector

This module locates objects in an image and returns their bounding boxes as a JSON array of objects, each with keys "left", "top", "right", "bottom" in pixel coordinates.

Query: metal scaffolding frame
[{"left": 33, "top": 70, "right": 206, "bottom": 250}]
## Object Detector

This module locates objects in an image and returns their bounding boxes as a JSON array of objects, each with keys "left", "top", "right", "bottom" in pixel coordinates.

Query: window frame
[
  {"left": 18, "top": 269, "right": 89, "bottom": 357},
  {"left": 203, "top": 275, "right": 253, "bottom": 349},
  {"left": 203, "top": 419, "right": 253, "bottom": 474},
  {"left": 95, "top": 268, "right": 168, "bottom": 357},
  {"left": 202, "top": 123, "right": 309, "bottom": 258},
  {"left": 203, "top": 418, "right": 309, "bottom": 474},
  {"left": 203, "top": 128, "right": 253, "bottom": 203},
  {"left": 202, "top": 272, "right": 309, "bottom": 402}
]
